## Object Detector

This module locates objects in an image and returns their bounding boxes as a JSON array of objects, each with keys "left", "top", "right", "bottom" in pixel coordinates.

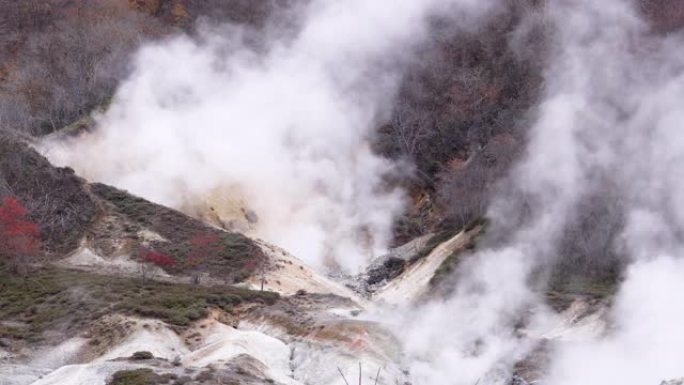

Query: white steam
[
  {"left": 542, "top": 0, "right": 684, "bottom": 383},
  {"left": 43, "top": 0, "right": 496, "bottom": 272},
  {"left": 386, "top": 0, "right": 684, "bottom": 384},
  {"left": 384, "top": 247, "right": 538, "bottom": 385},
  {"left": 547, "top": 257, "right": 684, "bottom": 385}
]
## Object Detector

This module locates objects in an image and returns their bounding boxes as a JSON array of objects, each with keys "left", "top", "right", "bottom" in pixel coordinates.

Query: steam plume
[
  {"left": 43, "top": 0, "right": 496, "bottom": 272},
  {"left": 541, "top": 0, "right": 684, "bottom": 383},
  {"left": 385, "top": 0, "right": 684, "bottom": 384}
]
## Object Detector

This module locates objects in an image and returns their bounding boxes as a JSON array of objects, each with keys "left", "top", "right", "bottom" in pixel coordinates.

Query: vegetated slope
[
  {"left": 0, "top": 0, "right": 301, "bottom": 136},
  {"left": 376, "top": 0, "right": 684, "bottom": 302},
  {"left": 379, "top": 0, "right": 684, "bottom": 236},
  {"left": 376, "top": 1, "right": 546, "bottom": 240},
  {"left": 0, "top": 264, "right": 277, "bottom": 345},
  {"left": 0, "top": 133, "right": 266, "bottom": 282},
  {"left": 0, "top": 135, "right": 386, "bottom": 385},
  {"left": 90, "top": 183, "right": 265, "bottom": 282},
  {"left": 0, "top": 133, "right": 97, "bottom": 256}
]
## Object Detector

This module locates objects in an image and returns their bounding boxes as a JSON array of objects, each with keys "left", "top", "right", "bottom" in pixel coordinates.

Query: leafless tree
[
  {"left": 437, "top": 133, "right": 519, "bottom": 229},
  {"left": 0, "top": 0, "right": 165, "bottom": 135}
]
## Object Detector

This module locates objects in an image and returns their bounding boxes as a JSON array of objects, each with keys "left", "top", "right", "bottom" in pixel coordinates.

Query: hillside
[
  {"left": 0, "top": 133, "right": 265, "bottom": 282},
  {"left": 2, "top": 1, "right": 684, "bottom": 385}
]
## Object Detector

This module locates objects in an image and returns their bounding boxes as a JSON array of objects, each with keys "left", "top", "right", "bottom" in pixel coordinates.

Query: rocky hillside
[{"left": 0, "top": 133, "right": 265, "bottom": 282}]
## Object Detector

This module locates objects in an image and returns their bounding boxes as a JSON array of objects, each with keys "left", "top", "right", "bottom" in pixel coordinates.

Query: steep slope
[
  {"left": 0, "top": 133, "right": 97, "bottom": 256},
  {"left": 372, "top": 227, "right": 478, "bottom": 306},
  {"left": 0, "top": 133, "right": 266, "bottom": 283},
  {"left": 247, "top": 241, "right": 365, "bottom": 303},
  {"left": 0, "top": 134, "right": 409, "bottom": 385},
  {"left": 86, "top": 183, "right": 265, "bottom": 283}
]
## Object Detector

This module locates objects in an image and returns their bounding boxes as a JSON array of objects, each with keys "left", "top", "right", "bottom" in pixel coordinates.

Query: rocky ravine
[
  {"left": 1, "top": 220, "right": 614, "bottom": 385},
  {"left": 0, "top": 134, "right": 616, "bottom": 385}
]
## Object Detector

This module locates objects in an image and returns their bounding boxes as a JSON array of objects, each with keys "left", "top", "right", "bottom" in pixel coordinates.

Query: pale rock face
[
  {"left": 373, "top": 230, "right": 471, "bottom": 305},
  {"left": 30, "top": 338, "right": 88, "bottom": 369},
  {"left": 247, "top": 240, "right": 366, "bottom": 304},
  {"left": 182, "top": 322, "right": 298, "bottom": 385},
  {"left": 531, "top": 299, "right": 608, "bottom": 342},
  {"left": 28, "top": 363, "right": 131, "bottom": 385},
  {"left": 59, "top": 246, "right": 144, "bottom": 277},
  {"left": 96, "top": 320, "right": 189, "bottom": 363},
  {"left": 0, "top": 365, "right": 51, "bottom": 385}
]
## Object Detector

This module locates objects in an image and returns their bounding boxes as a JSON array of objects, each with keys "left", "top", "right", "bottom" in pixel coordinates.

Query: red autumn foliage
[
  {"left": 186, "top": 233, "right": 222, "bottom": 284},
  {"left": 188, "top": 233, "right": 221, "bottom": 265},
  {"left": 139, "top": 247, "right": 176, "bottom": 268},
  {"left": 0, "top": 197, "right": 41, "bottom": 263}
]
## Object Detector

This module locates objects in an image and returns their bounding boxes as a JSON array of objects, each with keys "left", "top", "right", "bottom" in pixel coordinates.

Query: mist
[
  {"left": 42, "top": 0, "right": 497, "bottom": 272},
  {"left": 377, "top": 0, "right": 684, "bottom": 384},
  {"left": 543, "top": 0, "right": 684, "bottom": 383},
  {"left": 547, "top": 257, "right": 684, "bottom": 384}
]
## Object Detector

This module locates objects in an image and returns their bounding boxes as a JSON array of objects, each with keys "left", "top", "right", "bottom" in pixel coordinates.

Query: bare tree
[
  {"left": 0, "top": 0, "right": 165, "bottom": 134},
  {"left": 437, "top": 133, "right": 519, "bottom": 229}
]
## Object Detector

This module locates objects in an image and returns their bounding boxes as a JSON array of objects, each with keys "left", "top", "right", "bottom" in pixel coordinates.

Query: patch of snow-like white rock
[
  {"left": 30, "top": 338, "right": 88, "bottom": 369},
  {"left": 533, "top": 300, "right": 608, "bottom": 342},
  {"left": 373, "top": 230, "right": 469, "bottom": 305},
  {"left": 96, "top": 320, "right": 189, "bottom": 363},
  {"left": 249, "top": 241, "right": 365, "bottom": 304},
  {"left": 59, "top": 247, "right": 142, "bottom": 276},
  {"left": 29, "top": 363, "right": 132, "bottom": 385},
  {"left": 290, "top": 337, "right": 407, "bottom": 385},
  {"left": 183, "top": 321, "right": 300, "bottom": 385},
  {"left": 22, "top": 318, "right": 300, "bottom": 385},
  {"left": 0, "top": 365, "right": 51, "bottom": 385}
]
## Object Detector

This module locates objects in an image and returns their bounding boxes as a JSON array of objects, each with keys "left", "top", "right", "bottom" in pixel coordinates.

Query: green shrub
[
  {"left": 107, "top": 369, "right": 158, "bottom": 385},
  {"left": 0, "top": 265, "right": 279, "bottom": 341},
  {"left": 131, "top": 351, "right": 153, "bottom": 360}
]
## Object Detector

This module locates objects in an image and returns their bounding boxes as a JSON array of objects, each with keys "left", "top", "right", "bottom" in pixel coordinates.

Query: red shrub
[
  {"left": 0, "top": 197, "right": 41, "bottom": 270},
  {"left": 188, "top": 233, "right": 221, "bottom": 264},
  {"left": 139, "top": 247, "right": 176, "bottom": 268},
  {"left": 186, "top": 233, "right": 222, "bottom": 284}
]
